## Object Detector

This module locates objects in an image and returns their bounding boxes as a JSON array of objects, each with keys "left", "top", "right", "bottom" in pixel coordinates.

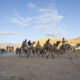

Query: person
[
  {"left": 36, "top": 41, "right": 41, "bottom": 47},
  {"left": 11, "top": 46, "right": 14, "bottom": 52},
  {"left": 22, "top": 39, "right": 28, "bottom": 48},
  {"left": 1, "top": 48, "right": 5, "bottom": 54},
  {"left": 0, "top": 48, "right": 1, "bottom": 54},
  {"left": 62, "top": 38, "right": 67, "bottom": 46},
  {"left": 6, "top": 46, "right": 8, "bottom": 52},
  {"left": 28, "top": 40, "right": 32, "bottom": 45},
  {"left": 16, "top": 48, "right": 19, "bottom": 55}
]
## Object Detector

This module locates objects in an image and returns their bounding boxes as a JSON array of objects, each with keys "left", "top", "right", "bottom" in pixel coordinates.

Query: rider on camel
[
  {"left": 28, "top": 40, "right": 32, "bottom": 46},
  {"left": 36, "top": 41, "right": 41, "bottom": 47},
  {"left": 62, "top": 38, "right": 67, "bottom": 46},
  {"left": 22, "top": 39, "right": 28, "bottom": 48}
]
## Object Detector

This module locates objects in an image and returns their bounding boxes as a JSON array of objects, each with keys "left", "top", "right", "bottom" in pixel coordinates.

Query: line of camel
[{"left": 16, "top": 38, "right": 80, "bottom": 59}]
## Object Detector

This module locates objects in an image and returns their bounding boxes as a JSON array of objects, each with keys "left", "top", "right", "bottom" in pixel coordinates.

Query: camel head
[{"left": 56, "top": 41, "right": 61, "bottom": 45}]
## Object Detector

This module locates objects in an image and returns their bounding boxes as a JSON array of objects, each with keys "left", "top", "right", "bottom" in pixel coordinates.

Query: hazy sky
[{"left": 0, "top": 0, "right": 80, "bottom": 44}]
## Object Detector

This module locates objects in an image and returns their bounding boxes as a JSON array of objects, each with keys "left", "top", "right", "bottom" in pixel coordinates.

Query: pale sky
[{"left": 0, "top": 0, "right": 80, "bottom": 44}]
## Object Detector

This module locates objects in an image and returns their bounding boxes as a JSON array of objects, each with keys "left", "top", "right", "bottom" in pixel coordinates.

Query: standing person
[
  {"left": 1, "top": 48, "right": 5, "bottom": 54},
  {"left": 16, "top": 48, "right": 19, "bottom": 55},
  {"left": 0, "top": 48, "right": 1, "bottom": 54},
  {"left": 6, "top": 46, "right": 8, "bottom": 52},
  {"left": 11, "top": 46, "right": 14, "bottom": 52}
]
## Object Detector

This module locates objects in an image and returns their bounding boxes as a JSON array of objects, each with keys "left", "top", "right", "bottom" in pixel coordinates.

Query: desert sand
[{"left": 0, "top": 51, "right": 80, "bottom": 80}]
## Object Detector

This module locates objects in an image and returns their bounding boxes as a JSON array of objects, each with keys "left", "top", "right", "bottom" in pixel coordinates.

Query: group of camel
[{"left": 16, "top": 39, "right": 80, "bottom": 59}]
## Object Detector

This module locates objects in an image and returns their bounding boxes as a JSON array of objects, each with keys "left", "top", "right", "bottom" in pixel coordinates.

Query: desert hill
[
  {"left": 0, "top": 37, "right": 80, "bottom": 50},
  {"left": 34, "top": 37, "right": 80, "bottom": 46},
  {"left": 0, "top": 44, "right": 21, "bottom": 51}
]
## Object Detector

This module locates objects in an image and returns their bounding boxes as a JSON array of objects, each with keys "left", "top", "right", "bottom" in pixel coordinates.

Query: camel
[
  {"left": 28, "top": 41, "right": 36, "bottom": 55},
  {"left": 17, "top": 47, "right": 29, "bottom": 58},
  {"left": 43, "top": 40, "right": 61, "bottom": 58},
  {"left": 39, "top": 47, "right": 47, "bottom": 57},
  {"left": 18, "top": 41, "right": 37, "bottom": 58},
  {"left": 35, "top": 41, "right": 42, "bottom": 56},
  {"left": 58, "top": 43, "right": 80, "bottom": 54},
  {"left": 75, "top": 43, "right": 80, "bottom": 48},
  {"left": 17, "top": 38, "right": 80, "bottom": 59}
]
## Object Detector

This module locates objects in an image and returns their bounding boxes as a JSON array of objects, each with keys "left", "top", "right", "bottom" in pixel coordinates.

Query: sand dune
[
  {"left": 0, "top": 37, "right": 80, "bottom": 50},
  {"left": 34, "top": 37, "right": 80, "bottom": 47}
]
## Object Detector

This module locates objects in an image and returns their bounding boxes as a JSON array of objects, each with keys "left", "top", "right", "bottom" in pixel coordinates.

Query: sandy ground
[{"left": 0, "top": 51, "right": 80, "bottom": 80}]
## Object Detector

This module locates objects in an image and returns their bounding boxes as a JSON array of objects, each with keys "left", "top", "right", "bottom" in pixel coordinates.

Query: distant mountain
[
  {"left": 0, "top": 43, "right": 19, "bottom": 46},
  {"left": 34, "top": 37, "right": 80, "bottom": 47},
  {"left": 0, "top": 37, "right": 80, "bottom": 50},
  {"left": 0, "top": 43, "right": 21, "bottom": 51}
]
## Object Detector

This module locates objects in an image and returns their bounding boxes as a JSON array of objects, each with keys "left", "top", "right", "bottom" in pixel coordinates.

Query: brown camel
[
  {"left": 43, "top": 40, "right": 61, "bottom": 58},
  {"left": 35, "top": 41, "right": 42, "bottom": 56},
  {"left": 59, "top": 43, "right": 80, "bottom": 54}
]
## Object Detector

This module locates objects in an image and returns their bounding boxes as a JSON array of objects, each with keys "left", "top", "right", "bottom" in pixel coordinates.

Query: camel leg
[
  {"left": 41, "top": 52, "right": 44, "bottom": 57},
  {"left": 19, "top": 51, "right": 21, "bottom": 57},
  {"left": 46, "top": 51, "right": 48, "bottom": 58},
  {"left": 38, "top": 51, "right": 40, "bottom": 57},
  {"left": 41, "top": 52, "right": 45, "bottom": 57},
  {"left": 32, "top": 50, "right": 35, "bottom": 56},
  {"left": 41, "top": 54, "right": 43, "bottom": 57},
  {"left": 18, "top": 51, "right": 20, "bottom": 57},
  {"left": 51, "top": 52, "right": 54, "bottom": 59},
  {"left": 26, "top": 53, "right": 29, "bottom": 58},
  {"left": 46, "top": 51, "right": 49, "bottom": 59}
]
